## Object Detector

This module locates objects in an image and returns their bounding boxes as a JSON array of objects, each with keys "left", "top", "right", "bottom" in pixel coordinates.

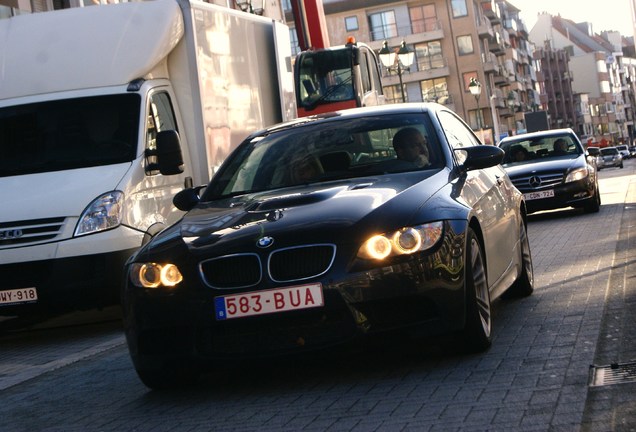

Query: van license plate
[{"left": 0, "top": 288, "right": 38, "bottom": 306}]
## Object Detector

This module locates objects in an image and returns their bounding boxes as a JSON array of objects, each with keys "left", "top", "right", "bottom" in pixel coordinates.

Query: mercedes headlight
[{"left": 565, "top": 167, "right": 588, "bottom": 183}]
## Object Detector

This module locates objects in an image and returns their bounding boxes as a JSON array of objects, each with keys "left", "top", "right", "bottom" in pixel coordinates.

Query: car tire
[
  {"left": 504, "top": 221, "right": 534, "bottom": 298},
  {"left": 583, "top": 184, "right": 601, "bottom": 213},
  {"left": 136, "top": 361, "right": 200, "bottom": 391},
  {"left": 459, "top": 227, "right": 492, "bottom": 352}
]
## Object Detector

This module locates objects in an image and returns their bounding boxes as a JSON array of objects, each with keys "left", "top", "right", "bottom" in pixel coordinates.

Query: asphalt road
[{"left": 1, "top": 158, "right": 635, "bottom": 432}]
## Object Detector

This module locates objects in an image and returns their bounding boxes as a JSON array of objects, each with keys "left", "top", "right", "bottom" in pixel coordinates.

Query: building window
[
  {"left": 369, "top": 10, "right": 398, "bottom": 41},
  {"left": 345, "top": 16, "right": 359, "bottom": 31},
  {"left": 409, "top": 4, "right": 438, "bottom": 33},
  {"left": 420, "top": 78, "right": 449, "bottom": 103},
  {"left": 462, "top": 72, "right": 479, "bottom": 91},
  {"left": 414, "top": 41, "right": 445, "bottom": 71},
  {"left": 384, "top": 85, "right": 405, "bottom": 104},
  {"left": 457, "top": 35, "right": 474, "bottom": 55},
  {"left": 451, "top": 0, "right": 467, "bottom": 18},
  {"left": 281, "top": 0, "right": 291, "bottom": 12},
  {"left": 290, "top": 28, "right": 300, "bottom": 56}
]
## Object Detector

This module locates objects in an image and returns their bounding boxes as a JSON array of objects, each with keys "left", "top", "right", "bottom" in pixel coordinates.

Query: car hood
[
  {"left": 146, "top": 171, "right": 448, "bottom": 256},
  {"left": 502, "top": 155, "right": 583, "bottom": 177}
]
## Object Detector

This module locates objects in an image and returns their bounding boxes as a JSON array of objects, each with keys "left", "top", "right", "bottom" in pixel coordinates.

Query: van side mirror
[{"left": 146, "top": 130, "right": 184, "bottom": 175}]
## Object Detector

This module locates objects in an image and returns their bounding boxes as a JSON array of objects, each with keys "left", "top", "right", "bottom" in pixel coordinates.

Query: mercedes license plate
[{"left": 524, "top": 189, "right": 555, "bottom": 201}]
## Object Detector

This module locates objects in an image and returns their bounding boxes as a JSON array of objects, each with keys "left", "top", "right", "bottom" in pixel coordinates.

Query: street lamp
[
  {"left": 379, "top": 40, "right": 414, "bottom": 103},
  {"left": 468, "top": 77, "right": 482, "bottom": 129},
  {"left": 234, "top": 0, "right": 264, "bottom": 15}
]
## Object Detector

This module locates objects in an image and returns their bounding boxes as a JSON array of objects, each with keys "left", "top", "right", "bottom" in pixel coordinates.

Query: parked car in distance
[
  {"left": 616, "top": 144, "right": 631, "bottom": 159},
  {"left": 122, "top": 103, "right": 534, "bottom": 390},
  {"left": 598, "top": 147, "right": 624, "bottom": 170},
  {"left": 497, "top": 128, "right": 600, "bottom": 214}
]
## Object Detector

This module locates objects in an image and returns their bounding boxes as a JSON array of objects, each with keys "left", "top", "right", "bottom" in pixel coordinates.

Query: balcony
[
  {"left": 404, "top": 19, "right": 444, "bottom": 43},
  {"left": 477, "top": 16, "right": 494, "bottom": 39},
  {"left": 481, "top": 0, "right": 501, "bottom": 23},
  {"left": 489, "top": 32, "right": 506, "bottom": 54},
  {"left": 482, "top": 52, "right": 498, "bottom": 73}
]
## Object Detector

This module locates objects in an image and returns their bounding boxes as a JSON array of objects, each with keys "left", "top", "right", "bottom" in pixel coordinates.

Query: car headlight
[
  {"left": 565, "top": 167, "right": 588, "bottom": 183},
  {"left": 358, "top": 222, "right": 443, "bottom": 260},
  {"left": 75, "top": 191, "right": 124, "bottom": 236},
  {"left": 129, "top": 262, "right": 183, "bottom": 288}
]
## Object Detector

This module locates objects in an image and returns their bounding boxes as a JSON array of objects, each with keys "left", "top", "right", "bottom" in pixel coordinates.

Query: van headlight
[
  {"left": 75, "top": 191, "right": 124, "bottom": 236},
  {"left": 357, "top": 222, "right": 443, "bottom": 260}
]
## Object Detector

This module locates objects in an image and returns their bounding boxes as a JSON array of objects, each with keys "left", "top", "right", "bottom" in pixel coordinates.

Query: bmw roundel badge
[{"left": 257, "top": 236, "right": 274, "bottom": 248}]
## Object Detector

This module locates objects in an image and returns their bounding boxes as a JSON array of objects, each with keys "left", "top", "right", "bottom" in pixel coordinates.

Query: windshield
[
  {"left": 499, "top": 133, "right": 582, "bottom": 166},
  {"left": 203, "top": 113, "right": 445, "bottom": 200},
  {"left": 0, "top": 94, "right": 140, "bottom": 177},
  {"left": 296, "top": 49, "right": 355, "bottom": 109},
  {"left": 600, "top": 147, "right": 618, "bottom": 155}
]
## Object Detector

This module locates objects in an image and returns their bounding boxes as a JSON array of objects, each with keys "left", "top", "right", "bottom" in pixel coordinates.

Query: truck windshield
[
  {"left": 296, "top": 49, "right": 355, "bottom": 109},
  {"left": 0, "top": 94, "right": 140, "bottom": 177}
]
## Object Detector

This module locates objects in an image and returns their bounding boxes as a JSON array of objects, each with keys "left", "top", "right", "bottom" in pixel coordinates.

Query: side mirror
[
  {"left": 146, "top": 130, "right": 184, "bottom": 175},
  {"left": 173, "top": 186, "right": 205, "bottom": 212},
  {"left": 587, "top": 147, "right": 600, "bottom": 157},
  {"left": 457, "top": 145, "right": 504, "bottom": 171}
]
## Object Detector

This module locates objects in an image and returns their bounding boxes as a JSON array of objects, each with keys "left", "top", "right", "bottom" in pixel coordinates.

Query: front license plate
[
  {"left": 215, "top": 283, "right": 324, "bottom": 321},
  {"left": 524, "top": 189, "right": 555, "bottom": 201},
  {"left": 0, "top": 288, "right": 38, "bottom": 306}
]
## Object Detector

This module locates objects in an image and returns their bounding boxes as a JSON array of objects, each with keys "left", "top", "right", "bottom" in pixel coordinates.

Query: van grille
[{"left": 0, "top": 217, "right": 66, "bottom": 248}]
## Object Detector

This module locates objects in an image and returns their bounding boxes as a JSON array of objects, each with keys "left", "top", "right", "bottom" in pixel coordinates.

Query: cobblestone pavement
[{"left": 0, "top": 162, "right": 634, "bottom": 432}]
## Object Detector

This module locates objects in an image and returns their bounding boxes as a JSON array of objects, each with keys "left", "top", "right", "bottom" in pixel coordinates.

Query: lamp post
[
  {"left": 506, "top": 91, "right": 516, "bottom": 135},
  {"left": 379, "top": 40, "right": 414, "bottom": 103},
  {"left": 234, "top": 0, "right": 264, "bottom": 15},
  {"left": 468, "top": 77, "right": 482, "bottom": 130}
]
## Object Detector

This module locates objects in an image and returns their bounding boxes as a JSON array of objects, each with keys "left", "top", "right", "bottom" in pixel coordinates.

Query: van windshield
[{"left": 0, "top": 94, "right": 140, "bottom": 177}]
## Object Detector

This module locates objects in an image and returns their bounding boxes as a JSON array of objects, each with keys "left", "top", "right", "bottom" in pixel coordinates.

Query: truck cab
[{"left": 294, "top": 39, "right": 385, "bottom": 117}]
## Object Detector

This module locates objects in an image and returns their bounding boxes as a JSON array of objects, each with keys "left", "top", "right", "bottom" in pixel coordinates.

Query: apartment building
[
  {"left": 532, "top": 40, "right": 580, "bottom": 135},
  {"left": 285, "top": 0, "right": 538, "bottom": 143},
  {"left": 529, "top": 13, "right": 636, "bottom": 146}
]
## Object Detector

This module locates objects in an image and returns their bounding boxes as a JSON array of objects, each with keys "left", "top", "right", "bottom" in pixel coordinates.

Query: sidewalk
[{"left": 582, "top": 174, "right": 636, "bottom": 431}]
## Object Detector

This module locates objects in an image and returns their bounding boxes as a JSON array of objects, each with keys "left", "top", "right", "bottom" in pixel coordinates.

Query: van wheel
[{"left": 459, "top": 228, "right": 492, "bottom": 352}]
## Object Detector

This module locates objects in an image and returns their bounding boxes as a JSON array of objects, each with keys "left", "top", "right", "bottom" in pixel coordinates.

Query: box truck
[{"left": 0, "top": 0, "right": 296, "bottom": 315}]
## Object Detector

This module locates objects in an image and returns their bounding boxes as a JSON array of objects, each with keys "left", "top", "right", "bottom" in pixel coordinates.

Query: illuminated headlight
[
  {"left": 129, "top": 263, "right": 183, "bottom": 288},
  {"left": 565, "top": 167, "right": 588, "bottom": 183},
  {"left": 358, "top": 222, "right": 443, "bottom": 260},
  {"left": 75, "top": 191, "right": 124, "bottom": 236}
]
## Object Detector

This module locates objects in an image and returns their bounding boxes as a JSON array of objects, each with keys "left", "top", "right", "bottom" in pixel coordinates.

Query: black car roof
[{"left": 250, "top": 103, "right": 442, "bottom": 137}]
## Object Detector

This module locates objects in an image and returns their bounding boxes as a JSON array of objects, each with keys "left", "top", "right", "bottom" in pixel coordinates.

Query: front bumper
[
  {"left": 521, "top": 179, "right": 596, "bottom": 213},
  {"left": 123, "top": 222, "right": 469, "bottom": 368},
  {"left": 0, "top": 248, "right": 138, "bottom": 315}
]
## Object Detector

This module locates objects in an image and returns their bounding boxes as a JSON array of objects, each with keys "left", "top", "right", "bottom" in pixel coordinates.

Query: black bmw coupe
[{"left": 122, "top": 103, "right": 534, "bottom": 389}]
